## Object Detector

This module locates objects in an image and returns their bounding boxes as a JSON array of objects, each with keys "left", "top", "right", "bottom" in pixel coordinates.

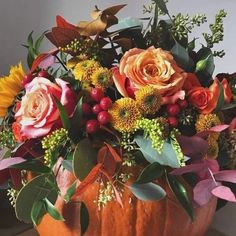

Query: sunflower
[
  {"left": 73, "top": 60, "right": 100, "bottom": 81},
  {"left": 135, "top": 86, "right": 162, "bottom": 115},
  {"left": 195, "top": 113, "right": 221, "bottom": 141},
  {"left": 91, "top": 67, "right": 112, "bottom": 89},
  {"left": 0, "top": 63, "right": 25, "bottom": 117},
  {"left": 108, "top": 98, "right": 142, "bottom": 133}
]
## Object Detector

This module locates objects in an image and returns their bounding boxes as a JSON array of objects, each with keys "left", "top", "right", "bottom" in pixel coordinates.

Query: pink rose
[{"left": 15, "top": 77, "right": 76, "bottom": 139}]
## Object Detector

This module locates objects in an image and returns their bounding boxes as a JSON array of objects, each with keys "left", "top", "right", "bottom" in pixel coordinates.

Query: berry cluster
[
  {"left": 83, "top": 88, "right": 112, "bottom": 134},
  {"left": 166, "top": 100, "right": 188, "bottom": 128}
]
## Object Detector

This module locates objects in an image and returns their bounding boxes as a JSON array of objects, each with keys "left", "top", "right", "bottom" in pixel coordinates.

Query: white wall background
[{"left": 0, "top": 0, "right": 236, "bottom": 235}]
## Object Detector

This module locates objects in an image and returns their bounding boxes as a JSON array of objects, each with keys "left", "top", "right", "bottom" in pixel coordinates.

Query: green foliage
[
  {"left": 203, "top": 9, "right": 227, "bottom": 57},
  {"left": 0, "top": 130, "right": 16, "bottom": 149},
  {"left": 129, "top": 182, "right": 166, "bottom": 201},
  {"left": 80, "top": 202, "right": 89, "bottom": 236},
  {"left": 72, "top": 138, "right": 97, "bottom": 181},
  {"left": 167, "top": 175, "right": 194, "bottom": 221},
  {"left": 15, "top": 174, "right": 58, "bottom": 223}
]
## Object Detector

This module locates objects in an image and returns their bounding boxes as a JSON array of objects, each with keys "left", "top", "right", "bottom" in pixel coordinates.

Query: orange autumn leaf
[
  {"left": 104, "top": 143, "right": 122, "bottom": 163},
  {"left": 72, "top": 163, "right": 102, "bottom": 198}
]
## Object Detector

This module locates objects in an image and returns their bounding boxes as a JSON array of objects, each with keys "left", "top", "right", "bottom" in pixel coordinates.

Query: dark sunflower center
[
  {"left": 119, "top": 109, "right": 130, "bottom": 118},
  {"left": 144, "top": 95, "right": 156, "bottom": 105}
]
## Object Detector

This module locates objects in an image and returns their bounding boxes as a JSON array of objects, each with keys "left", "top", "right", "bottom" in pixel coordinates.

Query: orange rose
[
  {"left": 183, "top": 73, "right": 201, "bottom": 91},
  {"left": 188, "top": 80, "right": 219, "bottom": 114},
  {"left": 118, "top": 47, "right": 187, "bottom": 96}
]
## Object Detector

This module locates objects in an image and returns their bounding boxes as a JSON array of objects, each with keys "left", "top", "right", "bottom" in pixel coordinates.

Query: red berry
[
  {"left": 86, "top": 119, "right": 99, "bottom": 133},
  {"left": 100, "top": 97, "right": 112, "bottom": 110},
  {"left": 92, "top": 104, "right": 103, "bottom": 115},
  {"left": 82, "top": 103, "right": 92, "bottom": 115},
  {"left": 166, "top": 104, "right": 180, "bottom": 116},
  {"left": 177, "top": 99, "right": 188, "bottom": 109},
  {"left": 168, "top": 117, "right": 178, "bottom": 128},
  {"left": 37, "top": 70, "right": 50, "bottom": 78},
  {"left": 22, "top": 73, "right": 33, "bottom": 86},
  {"left": 90, "top": 88, "right": 104, "bottom": 102},
  {"left": 97, "top": 111, "right": 111, "bottom": 125}
]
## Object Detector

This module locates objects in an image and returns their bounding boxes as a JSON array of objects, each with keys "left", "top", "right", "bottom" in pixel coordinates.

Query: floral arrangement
[{"left": 0, "top": 0, "right": 236, "bottom": 233}]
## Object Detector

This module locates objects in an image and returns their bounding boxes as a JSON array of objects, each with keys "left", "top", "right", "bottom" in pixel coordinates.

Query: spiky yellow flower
[
  {"left": 66, "top": 57, "right": 80, "bottom": 69},
  {"left": 195, "top": 113, "right": 221, "bottom": 140},
  {"left": 108, "top": 98, "right": 141, "bottom": 132},
  {"left": 206, "top": 139, "right": 219, "bottom": 159},
  {"left": 73, "top": 60, "right": 100, "bottom": 81},
  {"left": 91, "top": 67, "right": 112, "bottom": 89},
  {"left": 0, "top": 63, "right": 25, "bottom": 117},
  {"left": 135, "top": 86, "right": 162, "bottom": 115}
]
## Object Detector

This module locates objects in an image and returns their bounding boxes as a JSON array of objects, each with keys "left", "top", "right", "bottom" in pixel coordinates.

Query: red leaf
[
  {"left": 0, "top": 169, "right": 10, "bottom": 185},
  {"left": 56, "top": 15, "right": 78, "bottom": 31},
  {"left": 104, "top": 143, "right": 122, "bottom": 163},
  {"left": 212, "top": 186, "right": 236, "bottom": 202},
  {"left": 30, "top": 48, "right": 59, "bottom": 72},
  {"left": 9, "top": 169, "right": 22, "bottom": 189},
  {"left": 72, "top": 163, "right": 102, "bottom": 198},
  {"left": 0, "top": 157, "right": 26, "bottom": 171}
]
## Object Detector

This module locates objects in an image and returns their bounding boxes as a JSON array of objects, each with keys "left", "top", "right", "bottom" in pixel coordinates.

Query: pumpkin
[{"left": 37, "top": 165, "right": 217, "bottom": 236}]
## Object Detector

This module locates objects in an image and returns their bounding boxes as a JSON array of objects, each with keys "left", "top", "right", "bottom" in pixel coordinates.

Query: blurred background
[{"left": 0, "top": 0, "right": 236, "bottom": 235}]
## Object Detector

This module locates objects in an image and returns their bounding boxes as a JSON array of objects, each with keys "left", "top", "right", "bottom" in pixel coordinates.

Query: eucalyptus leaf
[
  {"left": 43, "top": 198, "right": 64, "bottom": 221},
  {"left": 15, "top": 174, "right": 57, "bottom": 223},
  {"left": 221, "top": 102, "right": 236, "bottom": 110},
  {"left": 64, "top": 181, "right": 77, "bottom": 203},
  {"left": 80, "top": 202, "right": 89, "bottom": 236},
  {"left": 62, "top": 159, "right": 73, "bottom": 172},
  {"left": 171, "top": 41, "right": 193, "bottom": 70},
  {"left": 167, "top": 175, "right": 194, "bottom": 221},
  {"left": 136, "top": 162, "right": 164, "bottom": 184},
  {"left": 134, "top": 135, "right": 180, "bottom": 168},
  {"left": 54, "top": 97, "right": 70, "bottom": 131},
  {"left": 31, "top": 200, "right": 46, "bottom": 226},
  {"left": 72, "top": 139, "right": 97, "bottom": 181},
  {"left": 215, "top": 80, "right": 225, "bottom": 112},
  {"left": 129, "top": 183, "right": 166, "bottom": 201}
]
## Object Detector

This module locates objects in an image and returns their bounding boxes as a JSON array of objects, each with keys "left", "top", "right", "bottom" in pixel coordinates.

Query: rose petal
[
  {"left": 193, "top": 179, "right": 219, "bottom": 206},
  {"left": 162, "top": 90, "right": 185, "bottom": 105},
  {"left": 112, "top": 67, "right": 129, "bottom": 97},
  {"left": 211, "top": 186, "right": 236, "bottom": 202}
]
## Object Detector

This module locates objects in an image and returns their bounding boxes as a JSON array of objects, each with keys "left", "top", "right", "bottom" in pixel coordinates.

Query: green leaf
[
  {"left": 43, "top": 198, "right": 65, "bottom": 221},
  {"left": 35, "top": 31, "right": 47, "bottom": 54},
  {"left": 64, "top": 181, "right": 77, "bottom": 203},
  {"left": 61, "top": 159, "right": 73, "bottom": 172},
  {"left": 15, "top": 174, "right": 57, "bottom": 223},
  {"left": 215, "top": 80, "right": 225, "bottom": 112},
  {"left": 134, "top": 135, "right": 180, "bottom": 168},
  {"left": 154, "top": 0, "right": 169, "bottom": 15},
  {"left": 72, "top": 139, "right": 97, "bottom": 181},
  {"left": 31, "top": 200, "right": 46, "bottom": 226},
  {"left": 54, "top": 97, "right": 70, "bottom": 131},
  {"left": 129, "top": 183, "right": 166, "bottom": 201},
  {"left": 69, "top": 97, "right": 83, "bottom": 143},
  {"left": 11, "top": 160, "right": 51, "bottom": 173},
  {"left": 167, "top": 175, "right": 194, "bottom": 221},
  {"left": 27, "top": 31, "right": 34, "bottom": 48},
  {"left": 136, "top": 162, "right": 164, "bottom": 184},
  {"left": 171, "top": 41, "right": 193, "bottom": 70},
  {"left": 188, "top": 38, "right": 196, "bottom": 51},
  {"left": 80, "top": 202, "right": 89, "bottom": 236}
]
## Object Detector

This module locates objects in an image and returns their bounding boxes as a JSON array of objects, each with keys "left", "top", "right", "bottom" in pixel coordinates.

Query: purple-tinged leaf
[
  {"left": 196, "top": 125, "right": 229, "bottom": 138},
  {"left": 214, "top": 170, "right": 236, "bottom": 183},
  {"left": 229, "top": 117, "right": 236, "bottom": 132},
  {"left": 193, "top": 179, "right": 219, "bottom": 206},
  {"left": 171, "top": 163, "right": 205, "bottom": 176},
  {"left": 39, "top": 55, "right": 55, "bottom": 69},
  {"left": 176, "top": 135, "right": 208, "bottom": 159},
  {"left": 0, "top": 157, "right": 26, "bottom": 171},
  {"left": 212, "top": 186, "right": 236, "bottom": 202}
]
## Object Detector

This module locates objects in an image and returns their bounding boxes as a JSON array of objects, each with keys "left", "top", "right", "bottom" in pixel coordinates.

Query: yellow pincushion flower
[
  {"left": 0, "top": 63, "right": 25, "bottom": 117},
  {"left": 108, "top": 98, "right": 142, "bottom": 133},
  {"left": 206, "top": 139, "right": 219, "bottom": 159},
  {"left": 73, "top": 60, "right": 100, "bottom": 81},
  {"left": 91, "top": 67, "right": 112, "bottom": 89},
  {"left": 135, "top": 86, "right": 162, "bottom": 115},
  {"left": 195, "top": 113, "right": 221, "bottom": 140}
]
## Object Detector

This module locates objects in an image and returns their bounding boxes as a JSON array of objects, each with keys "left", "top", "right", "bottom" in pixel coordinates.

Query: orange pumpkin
[{"left": 37, "top": 166, "right": 217, "bottom": 236}]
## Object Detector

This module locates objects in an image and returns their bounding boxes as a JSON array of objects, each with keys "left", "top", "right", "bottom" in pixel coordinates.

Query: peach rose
[
  {"left": 15, "top": 77, "right": 76, "bottom": 139},
  {"left": 188, "top": 80, "right": 219, "bottom": 114},
  {"left": 117, "top": 47, "right": 187, "bottom": 97}
]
